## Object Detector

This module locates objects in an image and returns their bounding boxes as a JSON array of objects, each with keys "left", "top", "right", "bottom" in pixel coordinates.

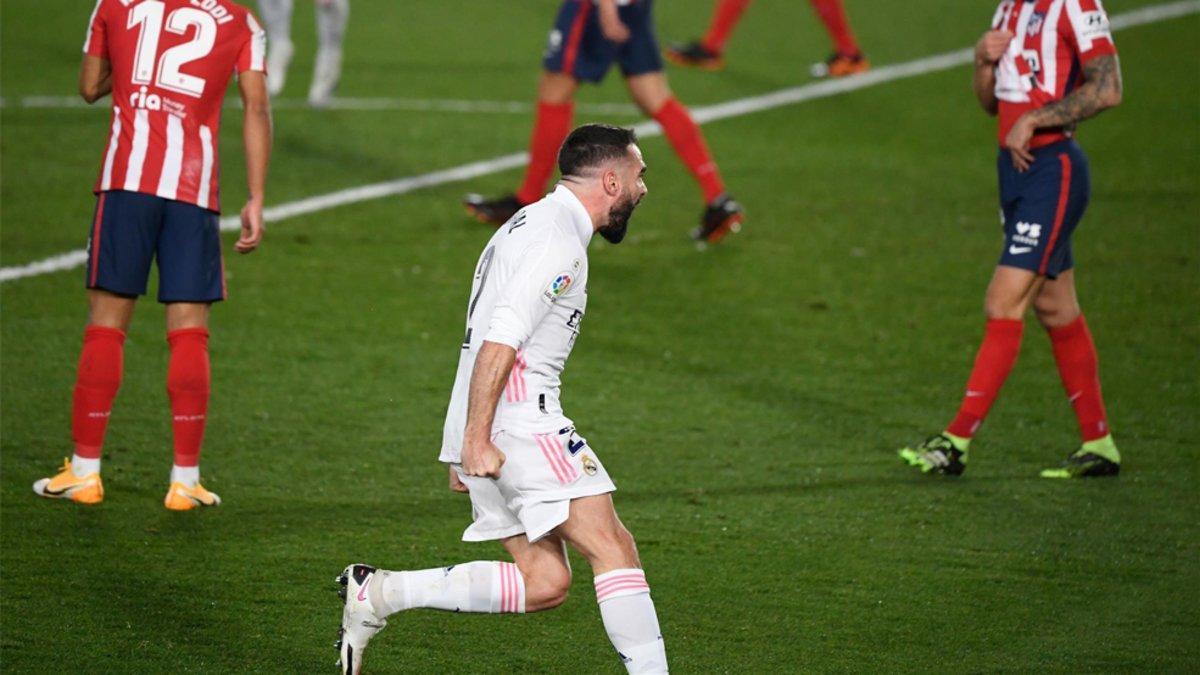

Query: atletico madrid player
[
  {"left": 665, "top": 0, "right": 869, "bottom": 78},
  {"left": 464, "top": 0, "right": 744, "bottom": 245},
  {"left": 898, "top": 0, "right": 1123, "bottom": 479},
  {"left": 32, "top": 0, "right": 272, "bottom": 509}
]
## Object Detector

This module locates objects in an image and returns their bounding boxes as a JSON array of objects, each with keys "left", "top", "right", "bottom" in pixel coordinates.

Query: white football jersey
[{"left": 440, "top": 186, "right": 593, "bottom": 464}]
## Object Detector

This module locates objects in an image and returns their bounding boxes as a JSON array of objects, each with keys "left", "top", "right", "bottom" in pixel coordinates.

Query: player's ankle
[
  {"left": 71, "top": 453, "right": 101, "bottom": 477},
  {"left": 170, "top": 464, "right": 200, "bottom": 487}
]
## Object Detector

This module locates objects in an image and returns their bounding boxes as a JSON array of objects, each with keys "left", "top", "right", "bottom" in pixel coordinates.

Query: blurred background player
[
  {"left": 464, "top": 0, "right": 743, "bottom": 245},
  {"left": 33, "top": 0, "right": 272, "bottom": 509},
  {"left": 898, "top": 0, "right": 1123, "bottom": 479},
  {"left": 257, "top": 0, "right": 349, "bottom": 106},
  {"left": 337, "top": 126, "right": 667, "bottom": 675},
  {"left": 666, "top": 0, "right": 869, "bottom": 78}
]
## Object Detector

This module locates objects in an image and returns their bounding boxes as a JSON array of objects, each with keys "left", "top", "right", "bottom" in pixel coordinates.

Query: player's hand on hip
[
  {"left": 462, "top": 440, "right": 506, "bottom": 479},
  {"left": 975, "top": 30, "right": 1013, "bottom": 66},
  {"left": 1005, "top": 114, "right": 1037, "bottom": 172},
  {"left": 449, "top": 466, "right": 470, "bottom": 493},
  {"left": 598, "top": 9, "right": 630, "bottom": 43},
  {"left": 236, "top": 197, "right": 264, "bottom": 254}
]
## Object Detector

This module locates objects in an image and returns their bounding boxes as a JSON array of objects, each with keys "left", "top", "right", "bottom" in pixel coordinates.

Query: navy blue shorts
[
  {"left": 997, "top": 139, "right": 1090, "bottom": 279},
  {"left": 542, "top": 0, "right": 662, "bottom": 83},
  {"left": 85, "top": 190, "right": 225, "bottom": 303}
]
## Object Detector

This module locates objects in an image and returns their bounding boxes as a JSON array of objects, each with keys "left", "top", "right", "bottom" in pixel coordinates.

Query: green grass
[{"left": 2, "top": 0, "right": 1198, "bottom": 671}]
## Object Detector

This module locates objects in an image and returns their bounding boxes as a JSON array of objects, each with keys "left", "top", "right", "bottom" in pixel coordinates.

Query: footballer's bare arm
[
  {"left": 78, "top": 55, "right": 112, "bottom": 104},
  {"left": 1026, "top": 54, "right": 1123, "bottom": 128},
  {"left": 1005, "top": 54, "right": 1122, "bottom": 170},
  {"left": 461, "top": 340, "right": 515, "bottom": 478},
  {"left": 236, "top": 71, "right": 272, "bottom": 254}
]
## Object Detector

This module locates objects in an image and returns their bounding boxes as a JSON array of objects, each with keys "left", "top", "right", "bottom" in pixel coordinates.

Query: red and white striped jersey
[
  {"left": 990, "top": 0, "right": 1117, "bottom": 148},
  {"left": 83, "top": 0, "right": 266, "bottom": 212}
]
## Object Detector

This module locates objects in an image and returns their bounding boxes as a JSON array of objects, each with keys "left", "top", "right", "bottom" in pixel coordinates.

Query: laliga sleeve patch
[{"left": 542, "top": 272, "right": 574, "bottom": 304}]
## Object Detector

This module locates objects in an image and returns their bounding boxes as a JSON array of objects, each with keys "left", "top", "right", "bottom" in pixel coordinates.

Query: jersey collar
[{"left": 549, "top": 184, "right": 594, "bottom": 247}]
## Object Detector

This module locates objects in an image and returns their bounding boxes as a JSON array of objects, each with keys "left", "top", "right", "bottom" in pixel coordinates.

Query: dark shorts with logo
[
  {"left": 85, "top": 190, "right": 225, "bottom": 303},
  {"left": 997, "top": 139, "right": 1090, "bottom": 279},
  {"left": 542, "top": 0, "right": 662, "bottom": 83}
]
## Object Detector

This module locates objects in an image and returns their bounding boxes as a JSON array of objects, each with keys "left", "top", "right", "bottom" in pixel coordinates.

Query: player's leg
[
  {"left": 807, "top": 0, "right": 869, "bottom": 78},
  {"left": 309, "top": 0, "right": 349, "bottom": 107},
  {"left": 35, "top": 192, "right": 160, "bottom": 503},
  {"left": 1035, "top": 271, "right": 1119, "bottom": 477},
  {"left": 557, "top": 494, "right": 667, "bottom": 675},
  {"left": 465, "top": 0, "right": 593, "bottom": 224},
  {"left": 258, "top": 0, "right": 295, "bottom": 96},
  {"left": 365, "top": 534, "right": 569, "bottom": 618},
  {"left": 464, "top": 72, "right": 578, "bottom": 224},
  {"left": 665, "top": 0, "right": 752, "bottom": 70},
  {"left": 157, "top": 201, "right": 225, "bottom": 509},
  {"left": 624, "top": 72, "right": 742, "bottom": 243},
  {"left": 333, "top": 469, "right": 566, "bottom": 673},
  {"left": 899, "top": 266, "right": 1043, "bottom": 475}
]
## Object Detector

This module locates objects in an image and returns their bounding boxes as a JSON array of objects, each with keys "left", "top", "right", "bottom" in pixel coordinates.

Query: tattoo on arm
[{"left": 1028, "top": 55, "right": 1122, "bottom": 129}]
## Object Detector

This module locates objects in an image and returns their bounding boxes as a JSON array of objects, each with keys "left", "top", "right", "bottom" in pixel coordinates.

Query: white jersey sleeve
[{"left": 485, "top": 237, "right": 578, "bottom": 350}]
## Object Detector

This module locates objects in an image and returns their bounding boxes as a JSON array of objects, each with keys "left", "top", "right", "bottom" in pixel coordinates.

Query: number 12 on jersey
[{"left": 127, "top": 1, "right": 218, "bottom": 98}]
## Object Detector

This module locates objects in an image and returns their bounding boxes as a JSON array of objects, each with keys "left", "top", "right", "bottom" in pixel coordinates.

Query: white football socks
[
  {"left": 71, "top": 454, "right": 100, "bottom": 477},
  {"left": 309, "top": 0, "right": 348, "bottom": 105},
  {"left": 170, "top": 464, "right": 200, "bottom": 487},
  {"left": 369, "top": 561, "right": 524, "bottom": 617},
  {"left": 595, "top": 569, "right": 668, "bottom": 674}
]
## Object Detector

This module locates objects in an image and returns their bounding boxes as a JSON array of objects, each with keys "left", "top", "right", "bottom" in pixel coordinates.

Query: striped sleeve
[
  {"left": 82, "top": 0, "right": 108, "bottom": 57},
  {"left": 1063, "top": 0, "right": 1116, "bottom": 62},
  {"left": 236, "top": 11, "right": 267, "bottom": 73}
]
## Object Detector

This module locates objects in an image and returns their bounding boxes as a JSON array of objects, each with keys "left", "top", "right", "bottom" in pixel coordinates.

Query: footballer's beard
[{"left": 599, "top": 191, "right": 640, "bottom": 244}]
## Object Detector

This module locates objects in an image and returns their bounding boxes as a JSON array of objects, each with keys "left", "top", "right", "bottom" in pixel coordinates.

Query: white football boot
[{"left": 335, "top": 564, "right": 386, "bottom": 674}]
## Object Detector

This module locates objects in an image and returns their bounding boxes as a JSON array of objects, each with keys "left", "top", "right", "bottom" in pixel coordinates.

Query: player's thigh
[
  {"left": 624, "top": 73, "right": 671, "bottom": 115},
  {"left": 87, "top": 289, "right": 138, "bottom": 331},
  {"left": 555, "top": 493, "right": 640, "bottom": 574},
  {"left": 616, "top": 2, "right": 665, "bottom": 97},
  {"left": 157, "top": 201, "right": 225, "bottom": 304},
  {"left": 1033, "top": 268, "right": 1081, "bottom": 328},
  {"left": 542, "top": 0, "right": 614, "bottom": 84},
  {"left": 984, "top": 265, "right": 1044, "bottom": 320},
  {"left": 537, "top": 72, "right": 579, "bottom": 104},
  {"left": 165, "top": 302, "right": 211, "bottom": 331},
  {"left": 86, "top": 190, "right": 163, "bottom": 299},
  {"left": 996, "top": 142, "right": 1089, "bottom": 280}
]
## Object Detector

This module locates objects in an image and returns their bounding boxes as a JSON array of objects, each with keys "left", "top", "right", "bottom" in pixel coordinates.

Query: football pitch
[{"left": 2, "top": 0, "right": 1198, "bottom": 671}]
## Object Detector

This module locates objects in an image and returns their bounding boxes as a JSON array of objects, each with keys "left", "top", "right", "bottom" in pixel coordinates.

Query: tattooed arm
[{"left": 1005, "top": 54, "right": 1123, "bottom": 170}]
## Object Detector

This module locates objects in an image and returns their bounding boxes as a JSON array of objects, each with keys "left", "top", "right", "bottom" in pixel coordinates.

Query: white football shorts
[{"left": 451, "top": 419, "right": 616, "bottom": 543}]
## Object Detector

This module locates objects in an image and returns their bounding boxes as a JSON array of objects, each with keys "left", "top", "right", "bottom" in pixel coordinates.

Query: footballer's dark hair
[{"left": 557, "top": 124, "right": 638, "bottom": 178}]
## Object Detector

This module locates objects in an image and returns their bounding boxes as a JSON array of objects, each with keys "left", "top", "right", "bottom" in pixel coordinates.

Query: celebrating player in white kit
[{"left": 335, "top": 125, "right": 666, "bottom": 674}]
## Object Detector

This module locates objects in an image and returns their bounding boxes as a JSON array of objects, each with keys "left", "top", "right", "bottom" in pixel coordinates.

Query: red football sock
[
  {"left": 72, "top": 326, "right": 126, "bottom": 459},
  {"left": 701, "top": 0, "right": 752, "bottom": 55},
  {"left": 947, "top": 319, "right": 1025, "bottom": 439},
  {"left": 516, "top": 101, "right": 575, "bottom": 206},
  {"left": 167, "top": 328, "right": 211, "bottom": 468},
  {"left": 1048, "top": 315, "right": 1110, "bottom": 442},
  {"left": 809, "top": 0, "right": 860, "bottom": 56},
  {"left": 652, "top": 98, "right": 726, "bottom": 203}
]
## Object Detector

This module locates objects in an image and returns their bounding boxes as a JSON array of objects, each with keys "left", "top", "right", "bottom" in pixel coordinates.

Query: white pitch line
[
  {"left": 0, "top": 94, "right": 641, "bottom": 116},
  {"left": 2, "top": 0, "right": 1195, "bottom": 285}
]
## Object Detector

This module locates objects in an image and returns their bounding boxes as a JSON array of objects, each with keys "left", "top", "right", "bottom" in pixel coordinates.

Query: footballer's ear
[{"left": 602, "top": 166, "right": 621, "bottom": 196}]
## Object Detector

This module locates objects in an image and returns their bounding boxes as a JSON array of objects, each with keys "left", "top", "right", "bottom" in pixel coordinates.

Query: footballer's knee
[
  {"left": 586, "top": 522, "right": 642, "bottom": 572},
  {"left": 1033, "top": 295, "right": 1080, "bottom": 329},
  {"left": 521, "top": 563, "right": 572, "bottom": 611},
  {"left": 537, "top": 72, "right": 577, "bottom": 105}
]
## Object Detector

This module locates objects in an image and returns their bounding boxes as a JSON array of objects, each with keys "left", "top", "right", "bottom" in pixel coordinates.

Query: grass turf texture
[{"left": 2, "top": 0, "right": 1198, "bottom": 670}]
